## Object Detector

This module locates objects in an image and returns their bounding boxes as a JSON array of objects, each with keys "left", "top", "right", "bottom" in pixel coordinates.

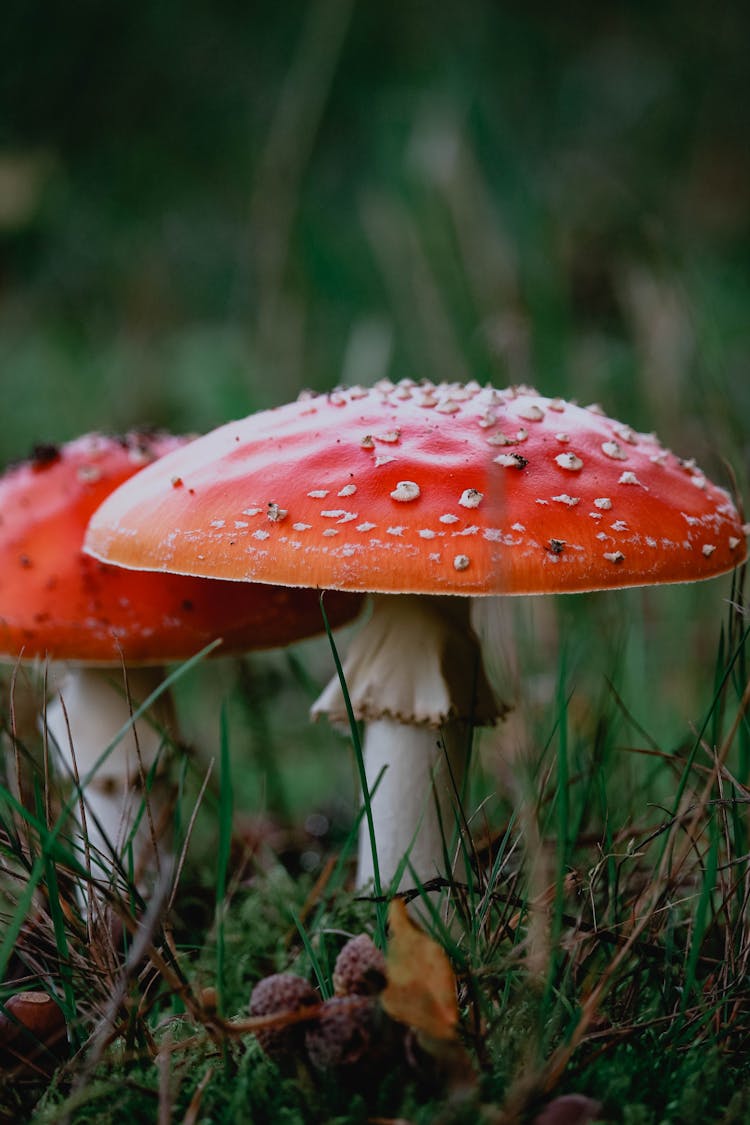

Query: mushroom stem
[
  {"left": 43, "top": 666, "right": 175, "bottom": 892},
  {"left": 313, "top": 594, "right": 503, "bottom": 891},
  {"left": 355, "top": 717, "right": 470, "bottom": 890}
]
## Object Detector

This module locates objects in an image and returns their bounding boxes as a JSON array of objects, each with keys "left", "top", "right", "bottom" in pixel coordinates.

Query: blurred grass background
[
  {"left": 1, "top": 1, "right": 748, "bottom": 462},
  {"left": 1, "top": 0, "right": 749, "bottom": 839}
]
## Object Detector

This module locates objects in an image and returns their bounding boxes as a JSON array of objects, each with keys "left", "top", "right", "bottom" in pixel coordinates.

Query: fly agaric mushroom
[
  {"left": 82, "top": 382, "right": 747, "bottom": 891},
  {"left": 0, "top": 432, "right": 361, "bottom": 892}
]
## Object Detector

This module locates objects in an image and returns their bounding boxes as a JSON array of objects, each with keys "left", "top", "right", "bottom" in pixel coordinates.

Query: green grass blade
[
  {"left": 215, "top": 701, "right": 233, "bottom": 1021},
  {"left": 319, "top": 594, "right": 386, "bottom": 944}
]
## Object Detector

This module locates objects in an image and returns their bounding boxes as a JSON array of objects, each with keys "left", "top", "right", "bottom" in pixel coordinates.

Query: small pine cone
[
  {"left": 332, "top": 934, "right": 387, "bottom": 997},
  {"left": 533, "top": 1094, "right": 602, "bottom": 1125},
  {"left": 249, "top": 972, "right": 318, "bottom": 1060},
  {"left": 305, "top": 996, "right": 374, "bottom": 1070}
]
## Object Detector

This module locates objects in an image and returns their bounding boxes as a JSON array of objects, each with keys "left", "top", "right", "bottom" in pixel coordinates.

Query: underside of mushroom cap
[{"left": 84, "top": 382, "right": 747, "bottom": 597}]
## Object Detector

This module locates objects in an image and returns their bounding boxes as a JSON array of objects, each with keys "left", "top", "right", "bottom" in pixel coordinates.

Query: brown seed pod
[
  {"left": 333, "top": 934, "right": 387, "bottom": 997},
  {"left": 533, "top": 1093, "right": 603, "bottom": 1125},
  {"left": 304, "top": 996, "right": 374, "bottom": 1070},
  {"left": 249, "top": 973, "right": 318, "bottom": 1061},
  {"left": 0, "top": 992, "right": 67, "bottom": 1075}
]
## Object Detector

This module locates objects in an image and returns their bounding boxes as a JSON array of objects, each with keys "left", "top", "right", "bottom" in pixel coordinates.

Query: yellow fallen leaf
[{"left": 381, "top": 899, "right": 458, "bottom": 1040}]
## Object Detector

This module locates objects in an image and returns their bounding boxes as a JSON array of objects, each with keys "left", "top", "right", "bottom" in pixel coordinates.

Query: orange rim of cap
[{"left": 84, "top": 383, "right": 747, "bottom": 597}]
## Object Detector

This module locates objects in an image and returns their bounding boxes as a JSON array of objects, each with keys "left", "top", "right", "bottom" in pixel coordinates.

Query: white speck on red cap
[
  {"left": 459, "top": 488, "right": 483, "bottom": 509},
  {"left": 495, "top": 452, "right": 529, "bottom": 469},
  {"left": 602, "top": 440, "right": 628, "bottom": 461},
  {"left": 619, "top": 471, "right": 645, "bottom": 488},
  {"left": 516, "top": 403, "right": 545, "bottom": 422},
  {"left": 77, "top": 464, "right": 102, "bottom": 483},
  {"left": 555, "top": 452, "right": 583, "bottom": 471},
  {"left": 390, "top": 481, "right": 421, "bottom": 502}
]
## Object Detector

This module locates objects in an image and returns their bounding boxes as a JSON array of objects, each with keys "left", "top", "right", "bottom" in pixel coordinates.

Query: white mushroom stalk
[
  {"left": 312, "top": 594, "right": 503, "bottom": 889},
  {"left": 44, "top": 666, "right": 174, "bottom": 893}
]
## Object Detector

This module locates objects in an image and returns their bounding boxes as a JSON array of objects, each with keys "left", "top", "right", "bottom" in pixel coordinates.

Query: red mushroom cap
[
  {"left": 83, "top": 384, "right": 747, "bottom": 596},
  {"left": 0, "top": 432, "right": 361, "bottom": 664}
]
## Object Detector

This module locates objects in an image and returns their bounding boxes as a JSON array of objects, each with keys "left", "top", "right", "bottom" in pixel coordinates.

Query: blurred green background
[
  {"left": 1, "top": 0, "right": 748, "bottom": 835},
  {"left": 1, "top": 0, "right": 748, "bottom": 478}
]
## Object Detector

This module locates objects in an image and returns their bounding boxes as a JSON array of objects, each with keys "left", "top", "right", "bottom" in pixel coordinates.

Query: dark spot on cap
[
  {"left": 30, "top": 443, "right": 61, "bottom": 470},
  {"left": 547, "top": 539, "right": 566, "bottom": 555},
  {"left": 19, "top": 554, "right": 32, "bottom": 568},
  {"left": 182, "top": 600, "right": 194, "bottom": 612}
]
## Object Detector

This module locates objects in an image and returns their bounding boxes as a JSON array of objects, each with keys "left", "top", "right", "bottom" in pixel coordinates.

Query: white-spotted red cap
[
  {"left": 83, "top": 383, "right": 747, "bottom": 596},
  {"left": 0, "top": 433, "right": 362, "bottom": 664}
]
